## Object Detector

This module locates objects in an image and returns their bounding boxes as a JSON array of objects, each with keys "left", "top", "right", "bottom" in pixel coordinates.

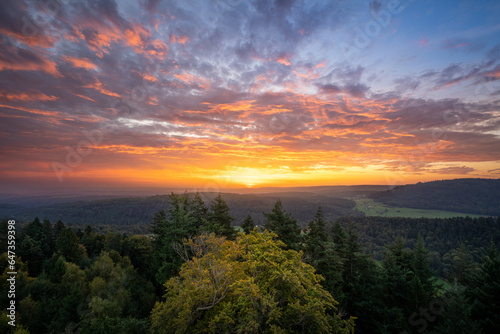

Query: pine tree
[
  {"left": 382, "top": 237, "right": 415, "bottom": 332},
  {"left": 150, "top": 193, "right": 196, "bottom": 284},
  {"left": 304, "top": 207, "right": 342, "bottom": 295},
  {"left": 207, "top": 193, "right": 236, "bottom": 240},
  {"left": 241, "top": 214, "right": 255, "bottom": 234},
  {"left": 189, "top": 192, "right": 209, "bottom": 234},
  {"left": 432, "top": 282, "right": 481, "bottom": 334},
  {"left": 467, "top": 242, "right": 500, "bottom": 333},
  {"left": 443, "top": 243, "right": 479, "bottom": 286},
  {"left": 411, "top": 235, "right": 437, "bottom": 306},
  {"left": 263, "top": 199, "right": 302, "bottom": 250},
  {"left": 334, "top": 223, "right": 389, "bottom": 334}
]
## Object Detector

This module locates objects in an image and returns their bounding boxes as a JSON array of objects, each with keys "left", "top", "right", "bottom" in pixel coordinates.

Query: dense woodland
[
  {"left": 1, "top": 192, "right": 500, "bottom": 333},
  {"left": 372, "top": 178, "right": 500, "bottom": 216},
  {"left": 0, "top": 192, "right": 359, "bottom": 229}
]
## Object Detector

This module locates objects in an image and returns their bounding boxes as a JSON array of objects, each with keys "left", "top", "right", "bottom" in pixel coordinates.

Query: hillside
[
  {"left": 1, "top": 192, "right": 361, "bottom": 228},
  {"left": 371, "top": 178, "right": 500, "bottom": 216}
]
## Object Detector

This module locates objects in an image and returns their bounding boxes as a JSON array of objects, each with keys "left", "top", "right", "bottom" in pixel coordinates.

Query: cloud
[
  {"left": 0, "top": 0, "right": 499, "bottom": 189},
  {"left": 429, "top": 166, "right": 476, "bottom": 175}
]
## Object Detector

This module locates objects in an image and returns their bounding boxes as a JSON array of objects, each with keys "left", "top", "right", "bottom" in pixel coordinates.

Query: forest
[
  {"left": 1, "top": 192, "right": 499, "bottom": 333},
  {"left": 371, "top": 178, "right": 500, "bottom": 216}
]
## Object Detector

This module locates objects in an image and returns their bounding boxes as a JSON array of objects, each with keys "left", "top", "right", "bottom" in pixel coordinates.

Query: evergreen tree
[
  {"left": 188, "top": 192, "right": 209, "bottom": 234},
  {"left": 241, "top": 214, "right": 255, "bottom": 234},
  {"left": 443, "top": 243, "right": 479, "bottom": 286},
  {"left": 304, "top": 207, "right": 342, "bottom": 293},
  {"left": 411, "top": 235, "right": 437, "bottom": 306},
  {"left": 263, "top": 199, "right": 302, "bottom": 250},
  {"left": 337, "top": 224, "right": 389, "bottom": 334},
  {"left": 382, "top": 237, "right": 415, "bottom": 332},
  {"left": 207, "top": 193, "right": 236, "bottom": 240},
  {"left": 18, "top": 235, "right": 43, "bottom": 276},
  {"left": 431, "top": 283, "right": 480, "bottom": 334},
  {"left": 467, "top": 242, "right": 500, "bottom": 333},
  {"left": 150, "top": 193, "right": 196, "bottom": 285},
  {"left": 56, "top": 228, "right": 85, "bottom": 264}
]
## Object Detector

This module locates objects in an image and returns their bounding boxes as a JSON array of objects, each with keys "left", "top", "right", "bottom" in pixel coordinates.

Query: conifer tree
[
  {"left": 304, "top": 207, "right": 343, "bottom": 295},
  {"left": 188, "top": 192, "right": 209, "bottom": 234},
  {"left": 150, "top": 193, "right": 196, "bottom": 284},
  {"left": 241, "top": 214, "right": 255, "bottom": 234},
  {"left": 467, "top": 242, "right": 500, "bottom": 333},
  {"left": 263, "top": 199, "right": 302, "bottom": 250},
  {"left": 207, "top": 193, "right": 236, "bottom": 240},
  {"left": 411, "top": 235, "right": 437, "bottom": 306}
]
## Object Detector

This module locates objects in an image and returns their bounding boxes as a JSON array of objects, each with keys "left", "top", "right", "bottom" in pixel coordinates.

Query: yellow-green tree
[{"left": 150, "top": 230, "right": 355, "bottom": 334}]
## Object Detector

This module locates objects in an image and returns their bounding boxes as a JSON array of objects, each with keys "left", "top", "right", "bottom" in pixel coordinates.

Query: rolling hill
[
  {"left": 0, "top": 192, "right": 362, "bottom": 228},
  {"left": 371, "top": 178, "right": 500, "bottom": 216}
]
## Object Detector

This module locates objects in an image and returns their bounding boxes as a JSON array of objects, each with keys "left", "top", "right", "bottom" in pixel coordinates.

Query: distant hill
[
  {"left": 371, "top": 178, "right": 500, "bottom": 216},
  {"left": 0, "top": 192, "right": 362, "bottom": 228}
]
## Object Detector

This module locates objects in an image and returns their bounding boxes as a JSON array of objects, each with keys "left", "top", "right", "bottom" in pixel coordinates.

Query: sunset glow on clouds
[{"left": 1, "top": 0, "right": 500, "bottom": 192}]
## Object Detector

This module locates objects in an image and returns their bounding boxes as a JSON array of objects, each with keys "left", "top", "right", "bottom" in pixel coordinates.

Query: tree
[
  {"left": 189, "top": 192, "right": 209, "bottom": 233},
  {"left": 150, "top": 193, "right": 196, "bottom": 284},
  {"left": 18, "top": 235, "right": 43, "bottom": 276},
  {"left": 381, "top": 237, "right": 415, "bottom": 332},
  {"left": 411, "top": 235, "right": 437, "bottom": 307},
  {"left": 206, "top": 193, "right": 236, "bottom": 240},
  {"left": 431, "top": 282, "right": 480, "bottom": 334},
  {"left": 240, "top": 214, "right": 255, "bottom": 234},
  {"left": 467, "top": 242, "right": 500, "bottom": 333},
  {"left": 334, "top": 223, "right": 388, "bottom": 334},
  {"left": 56, "top": 228, "right": 86, "bottom": 264},
  {"left": 304, "top": 207, "right": 342, "bottom": 294},
  {"left": 263, "top": 199, "right": 302, "bottom": 250},
  {"left": 151, "top": 231, "right": 355, "bottom": 334},
  {"left": 443, "top": 243, "right": 479, "bottom": 286}
]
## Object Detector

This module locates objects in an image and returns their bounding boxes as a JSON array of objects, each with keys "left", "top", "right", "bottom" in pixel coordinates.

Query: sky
[{"left": 1, "top": 0, "right": 500, "bottom": 194}]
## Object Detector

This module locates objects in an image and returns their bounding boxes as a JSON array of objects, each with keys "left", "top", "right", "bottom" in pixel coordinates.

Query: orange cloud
[
  {"left": 0, "top": 91, "right": 58, "bottom": 102},
  {"left": 170, "top": 35, "right": 189, "bottom": 44},
  {"left": 0, "top": 27, "right": 55, "bottom": 48},
  {"left": 72, "top": 93, "right": 96, "bottom": 102},
  {"left": 62, "top": 56, "right": 98, "bottom": 70},
  {"left": 174, "top": 73, "right": 210, "bottom": 89},
  {"left": 143, "top": 73, "right": 158, "bottom": 82},
  {"left": 84, "top": 80, "right": 120, "bottom": 97},
  {"left": 276, "top": 54, "right": 292, "bottom": 66},
  {"left": 0, "top": 56, "right": 62, "bottom": 77},
  {"left": 0, "top": 103, "right": 64, "bottom": 118}
]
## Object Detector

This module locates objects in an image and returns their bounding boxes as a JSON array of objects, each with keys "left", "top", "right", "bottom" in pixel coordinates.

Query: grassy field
[{"left": 355, "top": 198, "right": 484, "bottom": 218}]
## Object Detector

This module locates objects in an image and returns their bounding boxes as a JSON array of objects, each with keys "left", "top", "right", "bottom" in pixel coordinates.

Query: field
[{"left": 355, "top": 198, "right": 484, "bottom": 218}]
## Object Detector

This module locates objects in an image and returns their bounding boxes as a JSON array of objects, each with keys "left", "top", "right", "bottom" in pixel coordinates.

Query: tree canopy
[{"left": 150, "top": 231, "right": 355, "bottom": 334}]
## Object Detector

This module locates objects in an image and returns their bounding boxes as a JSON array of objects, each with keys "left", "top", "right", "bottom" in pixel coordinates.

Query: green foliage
[
  {"left": 467, "top": 242, "right": 500, "bottom": 333},
  {"left": 18, "top": 235, "right": 43, "bottom": 276},
  {"left": 189, "top": 192, "right": 209, "bottom": 233},
  {"left": 3, "top": 192, "right": 359, "bottom": 228},
  {"left": 151, "top": 231, "right": 355, "bottom": 334},
  {"left": 5, "top": 195, "right": 499, "bottom": 333},
  {"left": 206, "top": 193, "right": 237, "bottom": 240},
  {"left": 263, "top": 200, "right": 302, "bottom": 250},
  {"left": 304, "top": 207, "right": 343, "bottom": 294},
  {"left": 56, "top": 228, "right": 86, "bottom": 264},
  {"left": 371, "top": 178, "right": 500, "bottom": 216},
  {"left": 442, "top": 243, "right": 479, "bottom": 286},
  {"left": 240, "top": 214, "right": 255, "bottom": 234},
  {"left": 430, "top": 283, "right": 481, "bottom": 334},
  {"left": 151, "top": 194, "right": 196, "bottom": 284}
]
